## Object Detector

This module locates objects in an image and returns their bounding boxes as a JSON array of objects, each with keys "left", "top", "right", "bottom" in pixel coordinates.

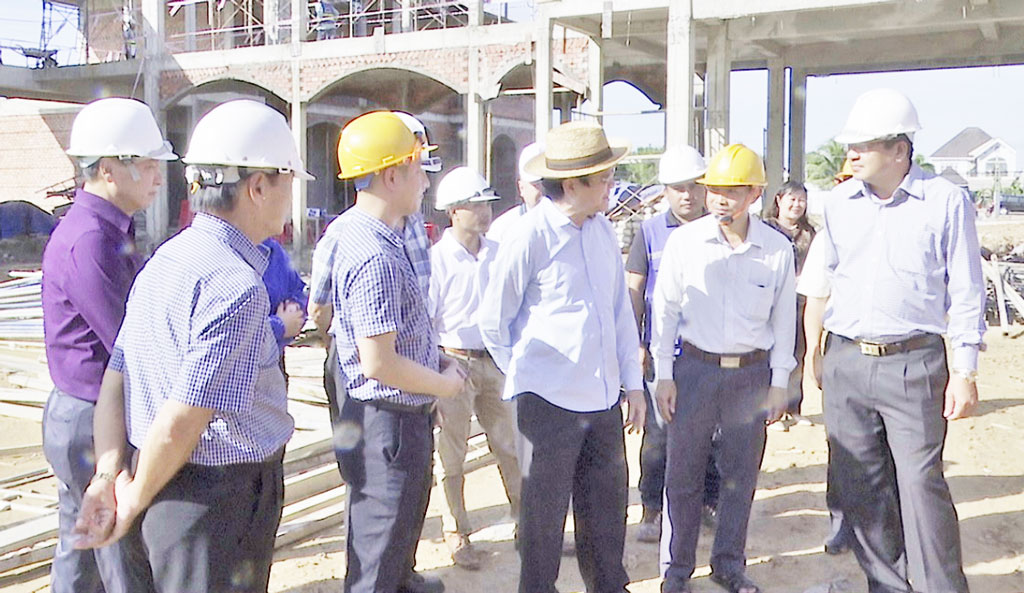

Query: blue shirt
[
  {"left": 821, "top": 164, "right": 986, "bottom": 371},
  {"left": 478, "top": 197, "right": 643, "bottom": 412},
  {"left": 322, "top": 207, "right": 438, "bottom": 406},
  {"left": 42, "top": 189, "right": 143, "bottom": 402},
  {"left": 261, "top": 238, "right": 308, "bottom": 348},
  {"left": 110, "top": 213, "right": 293, "bottom": 466}
]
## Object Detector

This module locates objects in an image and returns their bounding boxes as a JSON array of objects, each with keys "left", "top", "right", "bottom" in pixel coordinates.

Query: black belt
[
  {"left": 363, "top": 398, "right": 435, "bottom": 416},
  {"left": 441, "top": 346, "right": 490, "bottom": 360},
  {"left": 830, "top": 333, "right": 941, "bottom": 357},
  {"left": 681, "top": 342, "right": 768, "bottom": 369}
]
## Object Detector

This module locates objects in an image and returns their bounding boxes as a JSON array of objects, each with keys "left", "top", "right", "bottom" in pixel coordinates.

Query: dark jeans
[
  {"left": 42, "top": 388, "right": 154, "bottom": 593},
  {"left": 517, "top": 392, "right": 630, "bottom": 593},
  {"left": 336, "top": 397, "right": 435, "bottom": 593},
  {"left": 663, "top": 355, "right": 769, "bottom": 586},
  {"left": 823, "top": 335, "right": 968, "bottom": 593},
  {"left": 639, "top": 383, "right": 719, "bottom": 512},
  {"left": 142, "top": 451, "right": 284, "bottom": 593}
]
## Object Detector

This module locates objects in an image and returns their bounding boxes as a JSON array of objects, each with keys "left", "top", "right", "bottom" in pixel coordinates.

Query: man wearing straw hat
[{"left": 479, "top": 120, "right": 646, "bottom": 593}]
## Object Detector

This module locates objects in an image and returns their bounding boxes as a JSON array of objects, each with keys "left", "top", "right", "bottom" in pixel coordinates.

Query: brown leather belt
[
  {"left": 832, "top": 333, "right": 941, "bottom": 357},
  {"left": 441, "top": 346, "right": 490, "bottom": 360},
  {"left": 681, "top": 342, "right": 768, "bottom": 369}
]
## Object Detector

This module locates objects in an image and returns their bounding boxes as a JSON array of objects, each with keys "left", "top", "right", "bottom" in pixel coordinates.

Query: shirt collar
[
  {"left": 838, "top": 163, "right": 927, "bottom": 203},
  {"left": 665, "top": 210, "right": 683, "bottom": 228},
  {"left": 695, "top": 213, "right": 764, "bottom": 250},
  {"left": 191, "top": 212, "right": 269, "bottom": 275},
  {"left": 437, "top": 228, "right": 484, "bottom": 262},
  {"left": 538, "top": 196, "right": 581, "bottom": 232},
  {"left": 73, "top": 188, "right": 134, "bottom": 235},
  {"left": 350, "top": 207, "right": 404, "bottom": 248}
]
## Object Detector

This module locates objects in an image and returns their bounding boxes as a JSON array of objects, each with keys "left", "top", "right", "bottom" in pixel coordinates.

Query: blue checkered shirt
[
  {"left": 315, "top": 207, "right": 437, "bottom": 405},
  {"left": 110, "top": 213, "right": 294, "bottom": 466},
  {"left": 310, "top": 211, "right": 431, "bottom": 330}
]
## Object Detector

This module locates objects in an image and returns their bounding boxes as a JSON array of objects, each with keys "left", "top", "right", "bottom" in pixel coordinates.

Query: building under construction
[{"left": 1, "top": 0, "right": 1023, "bottom": 250}]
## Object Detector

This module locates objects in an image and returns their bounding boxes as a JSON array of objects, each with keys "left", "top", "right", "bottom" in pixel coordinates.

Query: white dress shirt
[
  {"left": 478, "top": 197, "right": 643, "bottom": 412},
  {"left": 796, "top": 233, "right": 831, "bottom": 299},
  {"left": 651, "top": 215, "right": 797, "bottom": 388},
  {"left": 821, "top": 165, "right": 986, "bottom": 371},
  {"left": 428, "top": 229, "right": 496, "bottom": 350},
  {"left": 486, "top": 203, "right": 527, "bottom": 243}
]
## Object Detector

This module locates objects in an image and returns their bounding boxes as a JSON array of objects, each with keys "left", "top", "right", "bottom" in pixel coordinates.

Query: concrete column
[
  {"left": 264, "top": 0, "right": 281, "bottom": 44},
  {"left": 466, "top": 43, "right": 486, "bottom": 174},
  {"left": 703, "top": 22, "right": 730, "bottom": 155},
  {"left": 766, "top": 59, "right": 786, "bottom": 199},
  {"left": 467, "top": 0, "right": 483, "bottom": 27},
  {"left": 535, "top": 17, "right": 553, "bottom": 142},
  {"left": 588, "top": 38, "right": 603, "bottom": 124},
  {"left": 401, "top": 0, "right": 416, "bottom": 32},
  {"left": 291, "top": 0, "right": 307, "bottom": 46},
  {"left": 665, "top": 0, "right": 694, "bottom": 148},
  {"left": 141, "top": 0, "right": 167, "bottom": 243},
  {"left": 788, "top": 67, "right": 807, "bottom": 183},
  {"left": 291, "top": 61, "right": 308, "bottom": 250},
  {"left": 184, "top": 1, "right": 197, "bottom": 51}
]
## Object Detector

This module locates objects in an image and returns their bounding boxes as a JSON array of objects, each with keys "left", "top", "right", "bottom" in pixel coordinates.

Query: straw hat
[{"left": 524, "top": 121, "right": 631, "bottom": 179}]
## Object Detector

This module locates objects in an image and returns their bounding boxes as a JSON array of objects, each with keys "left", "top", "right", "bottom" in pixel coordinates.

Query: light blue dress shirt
[
  {"left": 479, "top": 197, "right": 643, "bottom": 412},
  {"left": 821, "top": 164, "right": 986, "bottom": 371},
  {"left": 111, "top": 213, "right": 293, "bottom": 466}
]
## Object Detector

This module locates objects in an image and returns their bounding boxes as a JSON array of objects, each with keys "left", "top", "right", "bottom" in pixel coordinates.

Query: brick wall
[{"left": 0, "top": 107, "right": 80, "bottom": 211}]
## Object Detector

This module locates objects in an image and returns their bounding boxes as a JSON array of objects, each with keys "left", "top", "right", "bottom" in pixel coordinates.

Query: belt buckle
[
  {"left": 859, "top": 342, "right": 884, "bottom": 357},
  {"left": 720, "top": 355, "right": 742, "bottom": 369}
]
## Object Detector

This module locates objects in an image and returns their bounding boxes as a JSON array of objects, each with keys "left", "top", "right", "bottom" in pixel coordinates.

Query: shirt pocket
[{"left": 740, "top": 260, "right": 774, "bottom": 323}]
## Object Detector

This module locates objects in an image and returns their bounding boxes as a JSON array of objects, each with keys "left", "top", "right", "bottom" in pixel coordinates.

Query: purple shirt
[{"left": 42, "top": 189, "right": 143, "bottom": 402}]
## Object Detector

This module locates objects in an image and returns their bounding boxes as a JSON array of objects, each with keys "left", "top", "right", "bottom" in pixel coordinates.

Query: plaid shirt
[
  {"left": 313, "top": 208, "right": 437, "bottom": 406},
  {"left": 110, "top": 213, "right": 293, "bottom": 466}
]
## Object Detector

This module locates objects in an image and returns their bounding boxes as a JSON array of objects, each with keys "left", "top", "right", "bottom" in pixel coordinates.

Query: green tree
[
  {"left": 804, "top": 140, "right": 846, "bottom": 190},
  {"left": 914, "top": 154, "right": 935, "bottom": 173}
]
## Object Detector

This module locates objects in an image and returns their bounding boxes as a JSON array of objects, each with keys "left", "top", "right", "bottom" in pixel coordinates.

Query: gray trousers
[
  {"left": 42, "top": 388, "right": 154, "bottom": 593},
  {"left": 823, "top": 335, "right": 968, "bottom": 593},
  {"left": 142, "top": 452, "right": 284, "bottom": 593},
  {"left": 662, "top": 355, "right": 768, "bottom": 587},
  {"left": 516, "top": 392, "right": 630, "bottom": 593}
]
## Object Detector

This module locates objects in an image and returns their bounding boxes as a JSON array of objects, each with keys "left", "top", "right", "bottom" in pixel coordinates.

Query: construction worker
[
  {"left": 73, "top": 99, "right": 311, "bottom": 593},
  {"left": 624, "top": 145, "right": 720, "bottom": 543},
  {"left": 428, "top": 166, "right": 521, "bottom": 570},
  {"left": 479, "top": 121, "right": 646, "bottom": 593},
  {"left": 819, "top": 88, "right": 983, "bottom": 593},
  {"left": 763, "top": 180, "right": 816, "bottom": 431},
  {"left": 323, "top": 111, "right": 464, "bottom": 593},
  {"left": 41, "top": 97, "right": 175, "bottom": 593},
  {"left": 652, "top": 144, "right": 794, "bottom": 593},
  {"left": 486, "top": 142, "right": 544, "bottom": 242}
]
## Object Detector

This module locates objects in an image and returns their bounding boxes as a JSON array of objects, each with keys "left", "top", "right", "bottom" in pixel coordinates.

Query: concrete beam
[
  {"left": 787, "top": 67, "right": 807, "bottom": 183},
  {"left": 665, "top": 0, "right": 695, "bottom": 148},
  {"left": 694, "top": 0, "right": 891, "bottom": 20},
  {"left": 535, "top": 17, "right": 554, "bottom": 140},
  {"left": 466, "top": 36, "right": 487, "bottom": 174},
  {"left": 291, "top": 63, "right": 308, "bottom": 251},
  {"left": 142, "top": 0, "right": 168, "bottom": 244},
  {"left": 703, "top": 22, "right": 730, "bottom": 155},
  {"left": 588, "top": 39, "right": 604, "bottom": 124},
  {"left": 980, "top": 22, "right": 999, "bottom": 41},
  {"left": 766, "top": 59, "right": 786, "bottom": 198}
]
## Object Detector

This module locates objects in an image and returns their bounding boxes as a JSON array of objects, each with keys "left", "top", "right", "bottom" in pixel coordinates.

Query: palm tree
[{"left": 805, "top": 140, "right": 846, "bottom": 190}]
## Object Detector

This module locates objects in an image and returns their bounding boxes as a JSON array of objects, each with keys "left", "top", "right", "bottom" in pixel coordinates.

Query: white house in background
[{"left": 929, "top": 127, "right": 1019, "bottom": 191}]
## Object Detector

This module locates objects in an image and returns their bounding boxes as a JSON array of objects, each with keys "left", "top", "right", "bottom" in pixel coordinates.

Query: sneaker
[
  {"left": 824, "top": 534, "right": 852, "bottom": 555},
  {"left": 444, "top": 533, "right": 481, "bottom": 571},
  {"left": 398, "top": 572, "right": 445, "bottom": 593},
  {"left": 636, "top": 508, "right": 661, "bottom": 543}
]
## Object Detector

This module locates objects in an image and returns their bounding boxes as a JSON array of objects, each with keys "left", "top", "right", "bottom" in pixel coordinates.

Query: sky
[{"left": 2, "top": 1, "right": 1023, "bottom": 167}]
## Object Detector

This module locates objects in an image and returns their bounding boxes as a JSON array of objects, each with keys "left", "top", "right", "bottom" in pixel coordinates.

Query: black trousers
[
  {"left": 142, "top": 451, "right": 284, "bottom": 593},
  {"left": 823, "top": 336, "right": 968, "bottom": 593},
  {"left": 42, "top": 388, "right": 155, "bottom": 593},
  {"left": 336, "top": 398, "right": 435, "bottom": 593},
  {"left": 516, "top": 392, "right": 629, "bottom": 593},
  {"left": 663, "top": 356, "right": 768, "bottom": 587}
]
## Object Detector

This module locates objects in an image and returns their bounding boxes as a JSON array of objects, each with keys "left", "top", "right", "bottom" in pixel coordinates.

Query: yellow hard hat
[
  {"left": 834, "top": 158, "right": 853, "bottom": 182},
  {"left": 337, "top": 111, "right": 435, "bottom": 179},
  {"left": 697, "top": 143, "right": 766, "bottom": 187}
]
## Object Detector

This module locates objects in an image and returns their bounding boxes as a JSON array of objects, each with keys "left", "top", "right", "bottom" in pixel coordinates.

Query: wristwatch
[{"left": 952, "top": 369, "right": 978, "bottom": 384}]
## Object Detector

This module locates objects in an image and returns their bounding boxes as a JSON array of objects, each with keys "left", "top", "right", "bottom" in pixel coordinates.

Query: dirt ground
[{"left": 2, "top": 218, "right": 1024, "bottom": 593}]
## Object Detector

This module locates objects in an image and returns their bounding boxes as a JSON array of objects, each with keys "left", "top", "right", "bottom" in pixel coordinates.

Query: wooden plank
[
  {"left": 283, "top": 464, "right": 342, "bottom": 506},
  {"left": 0, "top": 468, "right": 50, "bottom": 488},
  {"left": 0, "top": 444, "right": 43, "bottom": 458},
  {"left": 280, "top": 484, "right": 347, "bottom": 525},
  {"left": 274, "top": 501, "right": 346, "bottom": 549},
  {"left": 0, "top": 403, "right": 42, "bottom": 423},
  {"left": 0, "top": 514, "right": 58, "bottom": 556},
  {"left": 0, "top": 540, "right": 55, "bottom": 574}
]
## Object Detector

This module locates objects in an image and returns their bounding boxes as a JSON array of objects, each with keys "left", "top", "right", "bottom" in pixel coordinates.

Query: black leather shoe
[
  {"left": 824, "top": 535, "right": 852, "bottom": 555},
  {"left": 397, "top": 572, "right": 444, "bottom": 593}
]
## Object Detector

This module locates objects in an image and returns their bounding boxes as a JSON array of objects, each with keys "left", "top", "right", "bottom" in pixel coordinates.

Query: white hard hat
[
  {"left": 183, "top": 100, "right": 313, "bottom": 180},
  {"left": 394, "top": 111, "right": 442, "bottom": 172},
  {"left": 834, "top": 88, "right": 921, "bottom": 145},
  {"left": 518, "top": 142, "right": 544, "bottom": 183},
  {"left": 658, "top": 145, "right": 706, "bottom": 185},
  {"left": 66, "top": 97, "right": 177, "bottom": 162},
  {"left": 435, "top": 166, "right": 498, "bottom": 210}
]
